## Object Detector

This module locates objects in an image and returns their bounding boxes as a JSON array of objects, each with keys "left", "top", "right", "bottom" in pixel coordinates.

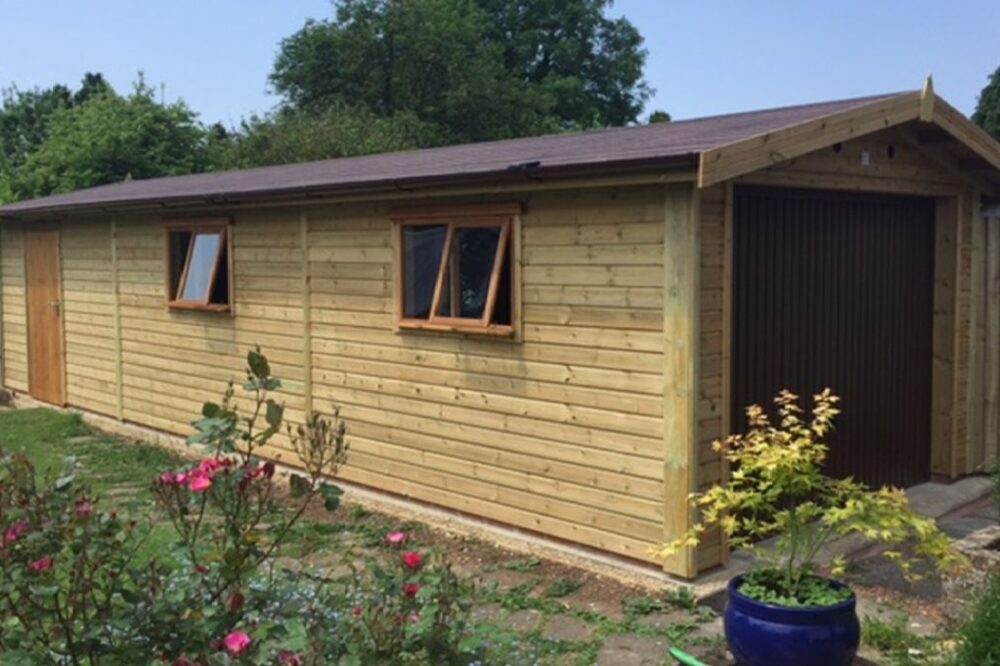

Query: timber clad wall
[
  {"left": 116, "top": 209, "right": 308, "bottom": 446},
  {"left": 1, "top": 126, "right": 996, "bottom": 575},
  {"left": 61, "top": 219, "right": 115, "bottom": 415},
  {"left": 305, "top": 188, "right": 667, "bottom": 561},
  {"left": 0, "top": 185, "right": 671, "bottom": 565},
  {"left": 0, "top": 226, "right": 26, "bottom": 391}
]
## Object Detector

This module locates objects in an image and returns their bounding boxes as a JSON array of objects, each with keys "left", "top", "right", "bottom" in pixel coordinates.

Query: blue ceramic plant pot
[{"left": 724, "top": 575, "right": 860, "bottom": 666}]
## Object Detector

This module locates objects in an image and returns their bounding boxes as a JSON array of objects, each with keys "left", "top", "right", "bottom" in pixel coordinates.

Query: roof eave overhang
[
  {"left": 0, "top": 154, "right": 698, "bottom": 222},
  {"left": 696, "top": 80, "right": 1000, "bottom": 194}
]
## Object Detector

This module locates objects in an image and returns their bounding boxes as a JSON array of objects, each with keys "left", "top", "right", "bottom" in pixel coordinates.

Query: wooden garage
[{"left": 0, "top": 80, "right": 998, "bottom": 578}]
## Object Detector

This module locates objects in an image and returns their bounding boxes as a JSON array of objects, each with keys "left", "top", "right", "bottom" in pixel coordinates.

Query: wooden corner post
[{"left": 662, "top": 182, "right": 701, "bottom": 578}]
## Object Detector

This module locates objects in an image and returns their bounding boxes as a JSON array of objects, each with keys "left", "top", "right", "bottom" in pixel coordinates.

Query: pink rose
[
  {"left": 29, "top": 557, "right": 53, "bottom": 572},
  {"left": 385, "top": 530, "right": 408, "bottom": 546},
  {"left": 223, "top": 630, "right": 251, "bottom": 655},
  {"left": 158, "top": 472, "right": 175, "bottom": 484},
  {"left": 75, "top": 501, "right": 94, "bottom": 518},
  {"left": 6, "top": 522, "right": 27, "bottom": 541},
  {"left": 174, "top": 472, "right": 189, "bottom": 485},
  {"left": 402, "top": 551, "right": 423, "bottom": 570},
  {"left": 188, "top": 472, "right": 212, "bottom": 493}
]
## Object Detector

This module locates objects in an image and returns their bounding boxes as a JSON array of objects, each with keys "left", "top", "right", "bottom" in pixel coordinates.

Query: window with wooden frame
[
  {"left": 164, "top": 220, "right": 232, "bottom": 312},
  {"left": 392, "top": 204, "right": 520, "bottom": 336}
]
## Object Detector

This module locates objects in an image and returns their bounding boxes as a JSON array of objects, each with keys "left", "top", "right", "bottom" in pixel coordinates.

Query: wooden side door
[{"left": 25, "top": 229, "right": 65, "bottom": 405}]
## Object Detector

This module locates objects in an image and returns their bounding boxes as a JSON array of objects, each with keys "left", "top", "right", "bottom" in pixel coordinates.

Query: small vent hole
[
  {"left": 832, "top": 143, "right": 843, "bottom": 153},
  {"left": 887, "top": 145, "right": 897, "bottom": 159}
]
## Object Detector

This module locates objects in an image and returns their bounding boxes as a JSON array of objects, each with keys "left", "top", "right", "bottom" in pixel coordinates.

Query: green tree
[
  {"left": 0, "top": 73, "right": 117, "bottom": 203},
  {"left": 973, "top": 65, "right": 1000, "bottom": 142},
  {"left": 10, "top": 78, "right": 211, "bottom": 200},
  {"left": 215, "top": 105, "right": 440, "bottom": 169},
  {"left": 270, "top": 0, "right": 652, "bottom": 144}
]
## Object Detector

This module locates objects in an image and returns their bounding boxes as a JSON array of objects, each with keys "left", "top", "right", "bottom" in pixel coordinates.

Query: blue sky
[{"left": 1, "top": 1, "right": 998, "bottom": 127}]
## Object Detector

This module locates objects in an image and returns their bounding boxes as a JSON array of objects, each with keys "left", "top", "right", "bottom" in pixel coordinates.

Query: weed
[
  {"left": 504, "top": 557, "right": 542, "bottom": 572},
  {"left": 348, "top": 503, "right": 370, "bottom": 521},
  {"left": 543, "top": 577, "right": 583, "bottom": 598},
  {"left": 862, "top": 615, "right": 935, "bottom": 664},
  {"left": 665, "top": 586, "right": 698, "bottom": 611},
  {"left": 957, "top": 573, "right": 1000, "bottom": 665},
  {"left": 623, "top": 596, "right": 667, "bottom": 617}
]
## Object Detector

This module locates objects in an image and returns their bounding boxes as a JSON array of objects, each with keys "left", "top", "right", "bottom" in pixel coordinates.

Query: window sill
[
  {"left": 168, "top": 301, "right": 231, "bottom": 314},
  {"left": 397, "top": 319, "right": 515, "bottom": 338}
]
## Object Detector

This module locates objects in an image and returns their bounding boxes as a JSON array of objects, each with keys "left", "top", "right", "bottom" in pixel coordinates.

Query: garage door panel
[{"left": 732, "top": 186, "right": 935, "bottom": 489}]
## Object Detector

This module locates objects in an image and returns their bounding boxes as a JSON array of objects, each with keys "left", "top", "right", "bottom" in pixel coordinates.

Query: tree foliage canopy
[
  {"left": 270, "top": 0, "right": 651, "bottom": 143},
  {"left": 4, "top": 78, "right": 211, "bottom": 201},
  {"left": 0, "top": 2, "right": 658, "bottom": 203},
  {"left": 972, "top": 65, "right": 1000, "bottom": 141},
  {"left": 216, "top": 106, "right": 439, "bottom": 169}
]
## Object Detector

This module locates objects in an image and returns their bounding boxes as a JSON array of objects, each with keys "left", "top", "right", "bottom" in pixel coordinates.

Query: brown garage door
[{"left": 732, "top": 186, "right": 935, "bottom": 489}]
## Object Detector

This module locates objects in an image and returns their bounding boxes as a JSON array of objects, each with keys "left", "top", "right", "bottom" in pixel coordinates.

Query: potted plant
[{"left": 657, "top": 389, "right": 964, "bottom": 666}]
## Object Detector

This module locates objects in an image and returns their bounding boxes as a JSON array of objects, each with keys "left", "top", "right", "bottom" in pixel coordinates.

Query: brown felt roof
[{"left": 0, "top": 92, "right": 906, "bottom": 218}]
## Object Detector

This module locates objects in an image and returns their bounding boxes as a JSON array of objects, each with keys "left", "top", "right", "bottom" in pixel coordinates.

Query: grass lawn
[
  {"left": 0, "top": 407, "right": 181, "bottom": 495},
  {"left": 0, "top": 407, "right": 187, "bottom": 560}
]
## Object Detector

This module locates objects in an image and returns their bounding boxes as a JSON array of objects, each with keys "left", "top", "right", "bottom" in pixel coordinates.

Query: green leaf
[
  {"left": 265, "top": 400, "right": 284, "bottom": 429},
  {"left": 247, "top": 348, "right": 269, "bottom": 378},
  {"left": 29, "top": 585, "right": 60, "bottom": 599},
  {"left": 289, "top": 474, "right": 310, "bottom": 498},
  {"left": 320, "top": 483, "right": 343, "bottom": 512},
  {"left": 201, "top": 401, "right": 221, "bottom": 417}
]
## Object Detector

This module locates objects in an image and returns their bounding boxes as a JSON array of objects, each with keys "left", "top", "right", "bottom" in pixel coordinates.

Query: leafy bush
[
  {"left": 657, "top": 390, "right": 965, "bottom": 608},
  {"left": 957, "top": 573, "right": 1000, "bottom": 664},
  {"left": 0, "top": 348, "right": 483, "bottom": 664},
  {"left": 0, "top": 452, "right": 148, "bottom": 660}
]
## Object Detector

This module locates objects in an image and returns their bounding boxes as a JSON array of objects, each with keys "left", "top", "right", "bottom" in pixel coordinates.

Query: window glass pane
[
  {"left": 402, "top": 225, "right": 447, "bottom": 318},
  {"left": 168, "top": 231, "right": 192, "bottom": 297},
  {"left": 210, "top": 241, "right": 229, "bottom": 305},
  {"left": 437, "top": 226, "right": 500, "bottom": 319},
  {"left": 180, "top": 232, "right": 221, "bottom": 301}
]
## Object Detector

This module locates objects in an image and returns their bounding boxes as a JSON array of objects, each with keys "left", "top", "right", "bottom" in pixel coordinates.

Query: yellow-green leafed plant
[{"left": 657, "top": 389, "right": 965, "bottom": 607}]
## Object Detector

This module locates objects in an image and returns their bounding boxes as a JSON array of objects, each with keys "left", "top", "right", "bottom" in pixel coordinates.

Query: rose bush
[{"left": 0, "top": 349, "right": 489, "bottom": 665}]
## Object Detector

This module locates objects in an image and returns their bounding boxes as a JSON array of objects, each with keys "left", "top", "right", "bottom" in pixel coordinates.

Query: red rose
[
  {"left": 402, "top": 583, "right": 420, "bottom": 598},
  {"left": 29, "top": 557, "right": 53, "bottom": 572},
  {"left": 402, "top": 551, "right": 423, "bottom": 570},
  {"left": 352, "top": 606, "right": 362, "bottom": 616}
]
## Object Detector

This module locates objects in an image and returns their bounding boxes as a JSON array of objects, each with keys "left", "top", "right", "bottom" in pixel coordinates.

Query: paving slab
[
  {"left": 906, "top": 477, "right": 994, "bottom": 519},
  {"left": 501, "top": 609, "right": 543, "bottom": 632},
  {"left": 542, "top": 614, "right": 595, "bottom": 642},
  {"left": 635, "top": 609, "right": 693, "bottom": 630},
  {"left": 470, "top": 603, "right": 503, "bottom": 625},
  {"left": 595, "top": 633, "right": 670, "bottom": 666}
]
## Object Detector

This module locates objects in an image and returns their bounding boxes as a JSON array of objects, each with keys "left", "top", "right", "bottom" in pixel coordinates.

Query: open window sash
[
  {"left": 170, "top": 227, "right": 228, "bottom": 311},
  {"left": 427, "top": 219, "right": 511, "bottom": 331}
]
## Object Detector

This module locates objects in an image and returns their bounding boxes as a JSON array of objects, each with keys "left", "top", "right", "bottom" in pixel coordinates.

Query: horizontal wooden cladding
[
  {"left": 308, "top": 186, "right": 667, "bottom": 561},
  {"left": 1, "top": 183, "right": 670, "bottom": 565},
  {"left": 111, "top": 214, "right": 308, "bottom": 446},
  {"left": 60, "top": 220, "right": 115, "bottom": 413},
  {"left": 1, "top": 226, "right": 27, "bottom": 390}
]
